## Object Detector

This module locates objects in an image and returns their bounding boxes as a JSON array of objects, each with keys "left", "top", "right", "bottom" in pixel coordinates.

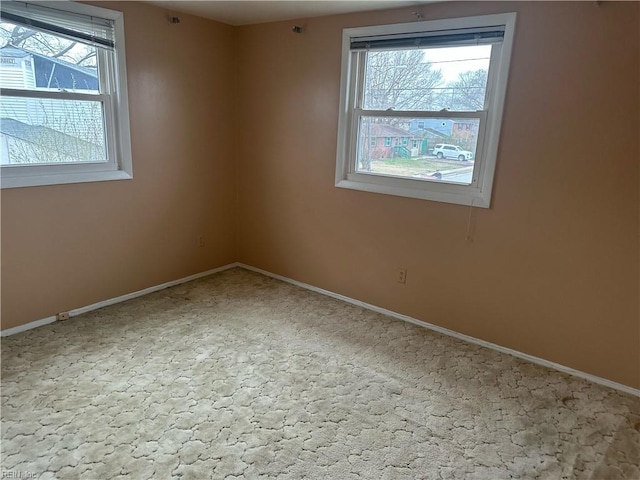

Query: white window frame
[
  {"left": 0, "top": 1, "right": 132, "bottom": 189},
  {"left": 335, "top": 13, "right": 517, "bottom": 208}
]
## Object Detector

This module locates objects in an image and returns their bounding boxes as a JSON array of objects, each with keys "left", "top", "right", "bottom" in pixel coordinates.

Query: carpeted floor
[{"left": 1, "top": 268, "right": 638, "bottom": 479}]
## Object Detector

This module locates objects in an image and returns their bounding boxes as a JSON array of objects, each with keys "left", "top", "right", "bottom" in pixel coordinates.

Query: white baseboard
[
  {"left": 69, "top": 263, "right": 240, "bottom": 316},
  {"left": 0, "top": 262, "right": 240, "bottom": 338},
  {"left": 238, "top": 263, "right": 640, "bottom": 397},
  {"left": 3, "top": 260, "right": 638, "bottom": 397},
  {"left": 0, "top": 316, "right": 58, "bottom": 337}
]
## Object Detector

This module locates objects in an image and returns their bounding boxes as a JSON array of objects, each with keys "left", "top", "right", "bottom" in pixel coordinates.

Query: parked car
[{"left": 432, "top": 144, "right": 474, "bottom": 161}]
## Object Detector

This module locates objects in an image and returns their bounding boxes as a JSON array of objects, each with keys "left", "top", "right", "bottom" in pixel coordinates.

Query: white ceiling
[{"left": 147, "top": 1, "right": 430, "bottom": 26}]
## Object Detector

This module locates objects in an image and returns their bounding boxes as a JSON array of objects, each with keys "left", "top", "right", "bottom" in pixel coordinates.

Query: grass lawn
[{"left": 369, "top": 156, "right": 471, "bottom": 178}]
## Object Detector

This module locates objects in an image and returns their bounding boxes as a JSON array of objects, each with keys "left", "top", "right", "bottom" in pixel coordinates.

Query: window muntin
[
  {"left": 335, "top": 13, "right": 516, "bottom": 208},
  {"left": 0, "top": 1, "right": 132, "bottom": 188}
]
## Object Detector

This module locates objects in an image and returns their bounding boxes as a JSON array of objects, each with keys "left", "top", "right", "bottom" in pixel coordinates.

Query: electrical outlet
[
  {"left": 397, "top": 268, "right": 407, "bottom": 284},
  {"left": 197, "top": 235, "right": 205, "bottom": 248},
  {"left": 56, "top": 312, "right": 70, "bottom": 321}
]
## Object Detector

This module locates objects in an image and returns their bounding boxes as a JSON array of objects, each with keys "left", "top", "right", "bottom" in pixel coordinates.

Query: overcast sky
[{"left": 422, "top": 45, "right": 491, "bottom": 82}]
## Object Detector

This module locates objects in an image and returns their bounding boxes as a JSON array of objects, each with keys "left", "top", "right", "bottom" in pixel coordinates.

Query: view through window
[
  {"left": 356, "top": 45, "right": 491, "bottom": 185},
  {"left": 0, "top": 21, "right": 106, "bottom": 165}
]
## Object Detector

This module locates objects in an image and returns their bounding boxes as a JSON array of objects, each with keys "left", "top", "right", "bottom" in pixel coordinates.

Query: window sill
[
  {"left": 1, "top": 169, "right": 133, "bottom": 189},
  {"left": 335, "top": 178, "right": 490, "bottom": 208}
]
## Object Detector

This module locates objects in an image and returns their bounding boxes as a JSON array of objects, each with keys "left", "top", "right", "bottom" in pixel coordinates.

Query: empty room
[{"left": 1, "top": 0, "right": 638, "bottom": 478}]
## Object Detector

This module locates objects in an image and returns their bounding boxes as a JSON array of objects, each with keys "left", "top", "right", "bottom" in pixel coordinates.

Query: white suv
[{"left": 432, "top": 144, "right": 474, "bottom": 161}]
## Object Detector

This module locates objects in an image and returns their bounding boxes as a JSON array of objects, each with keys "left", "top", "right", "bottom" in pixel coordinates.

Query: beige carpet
[{"left": 1, "top": 268, "right": 638, "bottom": 479}]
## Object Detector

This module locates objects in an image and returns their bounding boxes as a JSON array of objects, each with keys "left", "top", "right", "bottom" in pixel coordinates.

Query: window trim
[
  {"left": 335, "top": 13, "right": 517, "bottom": 208},
  {"left": 0, "top": 1, "right": 132, "bottom": 189}
]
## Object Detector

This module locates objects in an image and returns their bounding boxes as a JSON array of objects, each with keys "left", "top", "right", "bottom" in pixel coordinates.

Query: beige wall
[
  {"left": 1, "top": 1, "right": 638, "bottom": 390},
  {"left": 1, "top": 2, "right": 237, "bottom": 329},
  {"left": 236, "top": 2, "right": 640, "bottom": 388}
]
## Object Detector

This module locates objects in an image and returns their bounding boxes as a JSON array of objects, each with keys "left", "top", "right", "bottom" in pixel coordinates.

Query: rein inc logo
[{"left": 1, "top": 472, "right": 37, "bottom": 479}]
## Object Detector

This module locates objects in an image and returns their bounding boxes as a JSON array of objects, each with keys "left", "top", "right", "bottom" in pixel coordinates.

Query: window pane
[
  {"left": 356, "top": 116, "right": 479, "bottom": 185},
  {"left": 1, "top": 96, "right": 106, "bottom": 165},
  {"left": 362, "top": 45, "right": 491, "bottom": 112},
  {"left": 0, "top": 22, "right": 99, "bottom": 93}
]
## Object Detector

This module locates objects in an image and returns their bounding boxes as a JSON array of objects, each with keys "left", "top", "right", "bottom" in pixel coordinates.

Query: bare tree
[
  {"left": 364, "top": 50, "right": 444, "bottom": 113},
  {"left": 0, "top": 23, "right": 96, "bottom": 66},
  {"left": 438, "top": 69, "right": 488, "bottom": 111}
]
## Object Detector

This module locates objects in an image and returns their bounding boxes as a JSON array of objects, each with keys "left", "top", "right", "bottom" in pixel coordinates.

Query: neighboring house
[
  {"left": 409, "top": 118, "right": 454, "bottom": 137},
  {"left": 409, "top": 118, "right": 478, "bottom": 154},
  {"left": 365, "top": 123, "right": 417, "bottom": 158},
  {"left": 0, "top": 45, "right": 98, "bottom": 91},
  {"left": 408, "top": 119, "right": 452, "bottom": 155},
  {"left": 452, "top": 120, "right": 478, "bottom": 140},
  {"left": 451, "top": 118, "right": 479, "bottom": 152},
  {"left": 0, "top": 45, "right": 101, "bottom": 165},
  {"left": 451, "top": 120, "right": 479, "bottom": 151},
  {"left": 411, "top": 127, "right": 448, "bottom": 155}
]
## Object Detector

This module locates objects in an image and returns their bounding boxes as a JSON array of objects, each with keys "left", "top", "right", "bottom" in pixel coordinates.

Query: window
[
  {"left": 0, "top": 1, "right": 132, "bottom": 188},
  {"left": 370, "top": 137, "right": 376, "bottom": 147},
  {"left": 335, "top": 13, "right": 516, "bottom": 207},
  {"left": 384, "top": 137, "right": 392, "bottom": 147}
]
